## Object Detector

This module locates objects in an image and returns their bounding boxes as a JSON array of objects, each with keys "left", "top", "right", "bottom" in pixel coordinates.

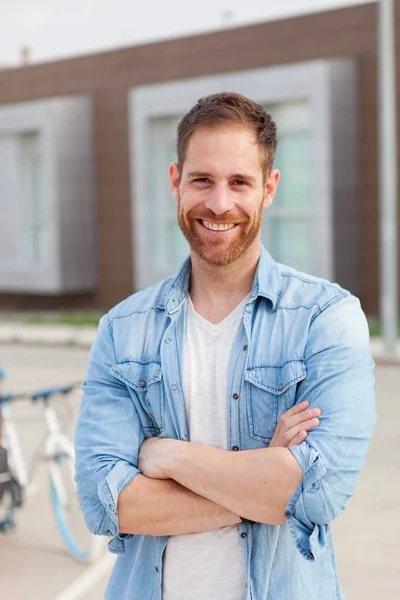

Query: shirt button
[
  {"left": 109, "top": 504, "right": 117, "bottom": 514},
  {"left": 232, "top": 393, "right": 239, "bottom": 400},
  {"left": 243, "top": 345, "right": 248, "bottom": 351},
  {"left": 170, "top": 384, "right": 177, "bottom": 391},
  {"left": 284, "top": 510, "right": 292, "bottom": 519},
  {"left": 165, "top": 338, "right": 171, "bottom": 344},
  {"left": 232, "top": 446, "right": 240, "bottom": 451},
  {"left": 155, "top": 566, "right": 160, "bottom": 573},
  {"left": 277, "top": 384, "right": 284, "bottom": 391},
  {"left": 181, "top": 434, "right": 188, "bottom": 441},
  {"left": 241, "top": 532, "right": 247, "bottom": 539},
  {"left": 139, "top": 380, "right": 146, "bottom": 388}
]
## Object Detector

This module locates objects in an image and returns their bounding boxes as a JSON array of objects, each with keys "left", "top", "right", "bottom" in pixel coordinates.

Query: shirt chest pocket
[
  {"left": 244, "top": 360, "right": 306, "bottom": 443},
  {"left": 111, "top": 361, "right": 165, "bottom": 434}
]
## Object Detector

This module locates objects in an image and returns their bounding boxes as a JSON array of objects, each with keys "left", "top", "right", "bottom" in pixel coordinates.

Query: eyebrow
[
  {"left": 187, "top": 171, "right": 212, "bottom": 179},
  {"left": 187, "top": 171, "right": 257, "bottom": 184}
]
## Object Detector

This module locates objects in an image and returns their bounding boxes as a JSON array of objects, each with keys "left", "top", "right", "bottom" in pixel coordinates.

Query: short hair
[{"left": 176, "top": 92, "right": 277, "bottom": 175}]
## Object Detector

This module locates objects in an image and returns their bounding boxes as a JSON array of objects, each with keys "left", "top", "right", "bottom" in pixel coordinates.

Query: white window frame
[{"left": 129, "top": 59, "right": 354, "bottom": 290}]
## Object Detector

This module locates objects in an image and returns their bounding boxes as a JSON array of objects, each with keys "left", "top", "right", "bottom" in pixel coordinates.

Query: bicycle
[{"left": 0, "top": 373, "right": 105, "bottom": 563}]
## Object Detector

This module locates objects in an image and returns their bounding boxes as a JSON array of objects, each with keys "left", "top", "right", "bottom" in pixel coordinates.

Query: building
[{"left": 0, "top": 2, "right": 393, "bottom": 316}]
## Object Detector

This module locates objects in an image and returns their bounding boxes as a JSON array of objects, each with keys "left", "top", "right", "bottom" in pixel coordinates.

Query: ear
[
  {"left": 169, "top": 162, "right": 180, "bottom": 202},
  {"left": 263, "top": 169, "right": 280, "bottom": 208}
]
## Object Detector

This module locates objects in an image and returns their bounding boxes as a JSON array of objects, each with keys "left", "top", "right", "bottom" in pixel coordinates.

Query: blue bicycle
[{"left": 0, "top": 372, "right": 105, "bottom": 563}]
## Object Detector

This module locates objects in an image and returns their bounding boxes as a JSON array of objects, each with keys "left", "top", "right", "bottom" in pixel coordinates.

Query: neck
[{"left": 188, "top": 243, "right": 261, "bottom": 323}]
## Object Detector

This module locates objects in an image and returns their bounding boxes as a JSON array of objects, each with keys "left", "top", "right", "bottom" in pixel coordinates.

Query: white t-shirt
[{"left": 162, "top": 294, "right": 250, "bottom": 600}]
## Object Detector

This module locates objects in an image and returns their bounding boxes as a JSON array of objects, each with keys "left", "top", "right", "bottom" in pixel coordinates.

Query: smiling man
[{"left": 74, "top": 93, "right": 376, "bottom": 600}]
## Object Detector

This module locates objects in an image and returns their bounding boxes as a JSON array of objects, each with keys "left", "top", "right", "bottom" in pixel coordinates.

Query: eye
[
  {"left": 194, "top": 177, "right": 211, "bottom": 184},
  {"left": 231, "top": 180, "right": 247, "bottom": 187}
]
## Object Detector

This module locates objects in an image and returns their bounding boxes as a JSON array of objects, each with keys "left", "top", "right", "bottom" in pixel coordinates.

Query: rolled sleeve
[
  {"left": 286, "top": 443, "right": 328, "bottom": 561},
  {"left": 284, "top": 296, "right": 376, "bottom": 561},
  {"left": 97, "top": 461, "right": 141, "bottom": 536},
  {"left": 74, "top": 315, "right": 145, "bottom": 554}
]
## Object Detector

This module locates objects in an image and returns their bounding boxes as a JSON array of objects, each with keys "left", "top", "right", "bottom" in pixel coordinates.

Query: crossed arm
[
  {"left": 76, "top": 298, "right": 375, "bottom": 544},
  {"left": 117, "top": 402, "right": 316, "bottom": 536}
]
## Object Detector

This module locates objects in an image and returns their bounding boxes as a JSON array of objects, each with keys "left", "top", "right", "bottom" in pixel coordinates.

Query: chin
[{"left": 195, "top": 245, "right": 248, "bottom": 266}]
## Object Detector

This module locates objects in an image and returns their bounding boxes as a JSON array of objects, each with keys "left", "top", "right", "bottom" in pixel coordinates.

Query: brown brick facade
[{"left": 0, "top": 3, "right": 394, "bottom": 315}]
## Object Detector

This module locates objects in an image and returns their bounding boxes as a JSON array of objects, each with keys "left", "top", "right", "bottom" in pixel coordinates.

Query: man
[{"left": 75, "top": 92, "right": 376, "bottom": 600}]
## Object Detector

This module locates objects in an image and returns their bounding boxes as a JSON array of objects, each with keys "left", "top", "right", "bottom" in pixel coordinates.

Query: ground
[{"left": 0, "top": 343, "right": 398, "bottom": 600}]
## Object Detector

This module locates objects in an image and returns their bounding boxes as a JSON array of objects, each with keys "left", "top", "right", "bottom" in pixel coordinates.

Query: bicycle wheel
[
  {"left": 0, "top": 482, "right": 15, "bottom": 532},
  {"left": 50, "top": 451, "right": 105, "bottom": 563},
  {"left": 0, "top": 447, "right": 21, "bottom": 532}
]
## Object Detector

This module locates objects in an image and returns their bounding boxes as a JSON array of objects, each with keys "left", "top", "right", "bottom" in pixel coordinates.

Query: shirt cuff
[
  {"left": 285, "top": 441, "right": 328, "bottom": 561},
  {"left": 97, "top": 460, "right": 141, "bottom": 552}
]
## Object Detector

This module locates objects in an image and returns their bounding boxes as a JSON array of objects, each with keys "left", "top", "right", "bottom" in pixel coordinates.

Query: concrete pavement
[{"left": 0, "top": 343, "right": 399, "bottom": 599}]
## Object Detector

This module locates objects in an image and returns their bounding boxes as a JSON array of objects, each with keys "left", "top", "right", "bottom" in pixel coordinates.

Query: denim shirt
[{"left": 74, "top": 247, "right": 376, "bottom": 600}]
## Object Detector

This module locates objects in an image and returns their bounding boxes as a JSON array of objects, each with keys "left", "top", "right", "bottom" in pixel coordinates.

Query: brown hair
[{"left": 176, "top": 92, "right": 278, "bottom": 176}]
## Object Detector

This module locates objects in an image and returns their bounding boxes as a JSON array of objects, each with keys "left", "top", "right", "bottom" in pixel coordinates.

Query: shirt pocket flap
[
  {"left": 110, "top": 361, "right": 164, "bottom": 432},
  {"left": 245, "top": 360, "right": 306, "bottom": 395},
  {"left": 111, "top": 361, "right": 162, "bottom": 392}
]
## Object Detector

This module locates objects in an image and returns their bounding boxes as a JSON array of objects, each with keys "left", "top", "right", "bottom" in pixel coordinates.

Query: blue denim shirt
[{"left": 75, "top": 247, "right": 376, "bottom": 600}]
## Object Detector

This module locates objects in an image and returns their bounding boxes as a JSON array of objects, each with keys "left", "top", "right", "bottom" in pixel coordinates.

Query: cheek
[
  {"left": 179, "top": 182, "right": 193, "bottom": 196},
  {"left": 179, "top": 187, "right": 201, "bottom": 212}
]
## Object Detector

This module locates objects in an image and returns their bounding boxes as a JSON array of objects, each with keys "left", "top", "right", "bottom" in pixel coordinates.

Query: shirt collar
[
  {"left": 250, "top": 245, "right": 280, "bottom": 309},
  {"left": 161, "top": 246, "right": 280, "bottom": 315}
]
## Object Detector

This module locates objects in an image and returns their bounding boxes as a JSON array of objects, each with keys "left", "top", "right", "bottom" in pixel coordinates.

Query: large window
[{"left": 0, "top": 96, "right": 96, "bottom": 293}]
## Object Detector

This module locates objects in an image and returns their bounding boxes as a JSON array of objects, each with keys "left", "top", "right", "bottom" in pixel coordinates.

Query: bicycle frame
[
  {"left": 1, "top": 398, "right": 75, "bottom": 496},
  {"left": 0, "top": 381, "right": 102, "bottom": 562}
]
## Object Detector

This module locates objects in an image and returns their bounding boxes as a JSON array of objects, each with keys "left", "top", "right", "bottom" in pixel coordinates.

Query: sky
[{"left": 0, "top": 0, "right": 374, "bottom": 67}]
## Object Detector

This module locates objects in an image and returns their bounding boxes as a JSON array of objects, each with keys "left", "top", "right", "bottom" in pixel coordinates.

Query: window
[
  {"left": 0, "top": 96, "right": 96, "bottom": 293},
  {"left": 130, "top": 60, "right": 357, "bottom": 289},
  {"left": 18, "top": 132, "right": 45, "bottom": 267},
  {"left": 262, "top": 102, "right": 313, "bottom": 273},
  {"left": 0, "top": 131, "right": 45, "bottom": 270},
  {"left": 147, "top": 117, "right": 189, "bottom": 283}
]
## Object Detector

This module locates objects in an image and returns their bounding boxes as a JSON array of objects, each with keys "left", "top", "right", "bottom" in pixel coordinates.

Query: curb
[
  {"left": 369, "top": 339, "right": 400, "bottom": 365},
  {"left": 0, "top": 324, "right": 400, "bottom": 364},
  {"left": 0, "top": 324, "right": 97, "bottom": 349}
]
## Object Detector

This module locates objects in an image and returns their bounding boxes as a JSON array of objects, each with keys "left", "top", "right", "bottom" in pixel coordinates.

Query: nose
[{"left": 203, "top": 182, "right": 235, "bottom": 216}]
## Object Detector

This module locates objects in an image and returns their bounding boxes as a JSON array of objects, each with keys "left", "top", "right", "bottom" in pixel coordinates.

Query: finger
[
  {"left": 288, "top": 430, "right": 308, "bottom": 448},
  {"left": 291, "top": 407, "right": 321, "bottom": 427},
  {"left": 284, "top": 418, "right": 320, "bottom": 444},
  {"left": 280, "top": 406, "right": 321, "bottom": 431},
  {"left": 281, "top": 400, "right": 310, "bottom": 419}
]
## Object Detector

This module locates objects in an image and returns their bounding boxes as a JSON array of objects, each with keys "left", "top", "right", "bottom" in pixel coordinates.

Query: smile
[{"left": 200, "top": 220, "right": 237, "bottom": 231}]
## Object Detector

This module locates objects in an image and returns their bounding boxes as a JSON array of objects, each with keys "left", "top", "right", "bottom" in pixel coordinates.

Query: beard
[{"left": 177, "top": 194, "right": 264, "bottom": 266}]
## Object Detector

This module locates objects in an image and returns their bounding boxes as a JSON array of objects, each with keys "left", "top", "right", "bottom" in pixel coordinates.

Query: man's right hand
[{"left": 269, "top": 401, "right": 320, "bottom": 448}]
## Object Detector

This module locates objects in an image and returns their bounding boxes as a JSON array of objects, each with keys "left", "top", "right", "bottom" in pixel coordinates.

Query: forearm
[
  {"left": 163, "top": 442, "right": 303, "bottom": 525},
  {"left": 117, "top": 474, "right": 240, "bottom": 536}
]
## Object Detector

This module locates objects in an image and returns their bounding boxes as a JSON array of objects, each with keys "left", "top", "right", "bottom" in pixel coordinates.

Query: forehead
[{"left": 183, "top": 125, "right": 263, "bottom": 174}]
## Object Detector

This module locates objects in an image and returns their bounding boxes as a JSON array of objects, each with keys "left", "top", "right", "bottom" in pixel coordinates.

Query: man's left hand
[{"left": 138, "top": 437, "right": 179, "bottom": 479}]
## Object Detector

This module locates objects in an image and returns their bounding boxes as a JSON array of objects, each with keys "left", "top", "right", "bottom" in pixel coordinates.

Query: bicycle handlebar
[{"left": 1, "top": 382, "right": 82, "bottom": 404}]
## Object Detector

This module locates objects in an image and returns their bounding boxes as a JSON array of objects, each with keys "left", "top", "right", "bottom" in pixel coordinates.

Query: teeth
[{"left": 202, "top": 221, "right": 236, "bottom": 231}]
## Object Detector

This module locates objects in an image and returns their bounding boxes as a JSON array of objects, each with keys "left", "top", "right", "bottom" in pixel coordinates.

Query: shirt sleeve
[
  {"left": 74, "top": 314, "right": 145, "bottom": 554},
  {"left": 284, "top": 295, "right": 376, "bottom": 561}
]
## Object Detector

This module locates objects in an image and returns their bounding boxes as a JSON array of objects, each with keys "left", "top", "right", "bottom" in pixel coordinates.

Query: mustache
[{"left": 186, "top": 209, "right": 249, "bottom": 223}]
